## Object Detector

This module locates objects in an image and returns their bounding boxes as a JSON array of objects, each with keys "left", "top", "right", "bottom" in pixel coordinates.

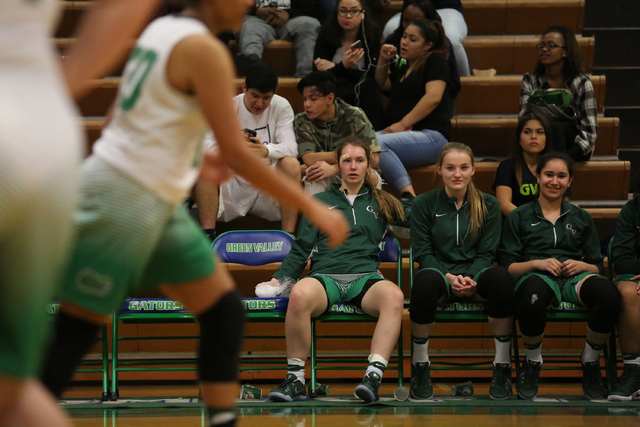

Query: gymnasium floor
[{"left": 63, "top": 381, "right": 640, "bottom": 426}]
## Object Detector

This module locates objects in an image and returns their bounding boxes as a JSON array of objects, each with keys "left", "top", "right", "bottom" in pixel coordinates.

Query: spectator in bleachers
[
  {"left": 499, "top": 152, "right": 621, "bottom": 401},
  {"left": 263, "top": 137, "right": 408, "bottom": 403},
  {"left": 313, "top": 0, "right": 384, "bottom": 129},
  {"left": 1, "top": 0, "right": 161, "bottom": 425},
  {"left": 375, "top": 19, "right": 452, "bottom": 204},
  {"left": 384, "top": 0, "right": 460, "bottom": 101},
  {"left": 520, "top": 25, "right": 598, "bottom": 162},
  {"left": 294, "top": 71, "right": 382, "bottom": 194},
  {"left": 194, "top": 61, "right": 300, "bottom": 240},
  {"left": 383, "top": 0, "right": 470, "bottom": 76},
  {"left": 409, "top": 142, "right": 514, "bottom": 400},
  {"left": 237, "top": 0, "right": 323, "bottom": 77},
  {"left": 493, "top": 113, "right": 554, "bottom": 217},
  {"left": 609, "top": 194, "right": 640, "bottom": 402},
  {"left": 39, "top": 3, "right": 349, "bottom": 427}
]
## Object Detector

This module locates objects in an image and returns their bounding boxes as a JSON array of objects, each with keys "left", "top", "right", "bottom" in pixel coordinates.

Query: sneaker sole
[
  {"left": 489, "top": 390, "right": 513, "bottom": 401},
  {"left": 409, "top": 389, "right": 434, "bottom": 400},
  {"left": 516, "top": 389, "right": 537, "bottom": 400},
  {"left": 354, "top": 385, "right": 378, "bottom": 403},
  {"left": 608, "top": 394, "right": 633, "bottom": 402},
  {"left": 268, "top": 391, "right": 307, "bottom": 402}
]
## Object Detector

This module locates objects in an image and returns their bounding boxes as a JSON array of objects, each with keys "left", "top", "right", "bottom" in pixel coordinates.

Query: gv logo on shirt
[
  {"left": 520, "top": 183, "right": 539, "bottom": 196},
  {"left": 367, "top": 205, "right": 379, "bottom": 219}
]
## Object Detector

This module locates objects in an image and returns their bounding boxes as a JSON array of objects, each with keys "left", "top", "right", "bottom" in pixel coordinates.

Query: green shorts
[
  {"left": 615, "top": 274, "right": 640, "bottom": 286},
  {"left": 58, "top": 158, "right": 215, "bottom": 315},
  {"left": 514, "top": 272, "right": 597, "bottom": 306},
  {"left": 310, "top": 272, "right": 385, "bottom": 308}
]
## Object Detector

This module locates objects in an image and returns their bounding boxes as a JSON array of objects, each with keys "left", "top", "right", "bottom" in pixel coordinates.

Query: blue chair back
[
  {"left": 379, "top": 234, "right": 400, "bottom": 263},
  {"left": 213, "top": 230, "right": 295, "bottom": 266}
]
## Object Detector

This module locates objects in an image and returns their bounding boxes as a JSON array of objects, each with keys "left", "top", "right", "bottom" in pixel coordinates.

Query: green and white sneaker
[
  {"left": 489, "top": 363, "right": 513, "bottom": 400},
  {"left": 516, "top": 359, "right": 541, "bottom": 400},
  {"left": 354, "top": 372, "right": 381, "bottom": 403},
  {"left": 410, "top": 362, "right": 434, "bottom": 399},
  {"left": 268, "top": 374, "right": 307, "bottom": 402},
  {"left": 581, "top": 359, "right": 606, "bottom": 400},
  {"left": 609, "top": 364, "right": 640, "bottom": 402}
]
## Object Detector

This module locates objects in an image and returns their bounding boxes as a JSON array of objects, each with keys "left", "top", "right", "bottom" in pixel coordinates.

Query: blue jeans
[{"left": 377, "top": 129, "right": 447, "bottom": 191}]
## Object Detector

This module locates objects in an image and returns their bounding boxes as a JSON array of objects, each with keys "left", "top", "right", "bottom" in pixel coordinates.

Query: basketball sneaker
[
  {"left": 581, "top": 359, "right": 606, "bottom": 400},
  {"left": 410, "top": 362, "right": 434, "bottom": 399},
  {"left": 268, "top": 374, "right": 307, "bottom": 402},
  {"left": 516, "top": 359, "right": 541, "bottom": 400},
  {"left": 354, "top": 371, "right": 381, "bottom": 403},
  {"left": 609, "top": 364, "right": 640, "bottom": 401},
  {"left": 489, "top": 363, "right": 512, "bottom": 400}
]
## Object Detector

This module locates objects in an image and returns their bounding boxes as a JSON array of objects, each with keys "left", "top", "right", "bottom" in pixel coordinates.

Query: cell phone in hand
[
  {"left": 244, "top": 128, "right": 257, "bottom": 141},
  {"left": 350, "top": 40, "right": 362, "bottom": 50}
]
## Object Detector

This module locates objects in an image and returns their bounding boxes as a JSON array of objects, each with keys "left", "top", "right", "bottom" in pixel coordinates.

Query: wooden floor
[{"left": 63, "top": 382, "right": 640, "bottom": 426}]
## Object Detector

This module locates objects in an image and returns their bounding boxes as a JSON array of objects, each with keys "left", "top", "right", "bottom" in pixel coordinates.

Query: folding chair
[
  {"left": 213, "top": 230, "right": 294, "bottom": 375},
  {"left": 109, "top": 230, "right": 294, "bottom": 400},
  {"left": 309, "top": 235, "right": 404, "bottom": 394},
  {"left": 48, "top": 302, "right": 110, "bottom": 400}
]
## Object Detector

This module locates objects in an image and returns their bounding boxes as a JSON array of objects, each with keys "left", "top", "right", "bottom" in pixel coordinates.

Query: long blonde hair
[
  {"left": 335, "top": 137, "right": 406, "bottom": 223},
  {"left": 437, "top": 142, "right": 487, "bottom": 239}
]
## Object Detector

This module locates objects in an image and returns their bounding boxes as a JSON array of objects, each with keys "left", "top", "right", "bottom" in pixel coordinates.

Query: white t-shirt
[
  {"left": 204, "top": 92, "right": 297, "bottom": 176},
  {"left": 93, "top": 16, "right": 209, "bottom": 204}
]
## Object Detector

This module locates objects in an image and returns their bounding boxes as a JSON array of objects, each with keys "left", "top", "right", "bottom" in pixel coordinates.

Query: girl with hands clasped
[
  {"left": 409, "top": 143, "right": 514, "bottom": 401},
  {"left": 375, "top": 19, "right": 452, "bottom": 204},
  {"left": 313, "top": 0, "right": 383, "bottom": 129},
  {"left": 499, "top": 152, "right": 621, "bottom": 401}
]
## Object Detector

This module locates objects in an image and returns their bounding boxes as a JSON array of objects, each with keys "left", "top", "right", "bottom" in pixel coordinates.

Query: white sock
[
  {"left": 493, "top": 335, "right": 512, "bottom": 365},
  {"left": 365, "top": 354, "right": 388, "bottom": 378},
  {"left": 524, "top": 341, "right": 543, "bottom": 364},
  {"left": 582, "top": 341, "right": 604, "bottom": 364},
  {"left": 622, "top": 354, "right": 640, "bottom": 365},
  {"left": 287, "top": 357, "right": 306, "bottom": 384},
  {"left": 412, "top": 337, "right": 429, "bottom": 365}
]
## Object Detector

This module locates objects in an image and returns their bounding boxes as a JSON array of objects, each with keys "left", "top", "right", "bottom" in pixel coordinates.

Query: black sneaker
[
  {"left": 268, "top": 374, "right": 307, "bottom": 402},
  {"left": 410, "top": 362, "right": 434, "bottom": 399},
  {"left": 516, "top": 359, "right": 541, "bottom": 400},
  {"left": 354, "top": 372, "right": 381, "bottom": 403},
  {"left": 609, "top": 364, "right": 640, "bottom": 401},
  {"left": 489, "top": 363, "right": 512, "bottom": 400},
  {"left": 581, "top": 359, "right": 606, "bottom": 400}
]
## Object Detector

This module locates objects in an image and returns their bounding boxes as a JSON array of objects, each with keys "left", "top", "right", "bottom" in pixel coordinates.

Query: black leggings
[
  {"left": 515, "top": 274, "right": 621, "bottom": 337},
  {"left": 410, "top": 267, "right": 514, "bottom": 324}
]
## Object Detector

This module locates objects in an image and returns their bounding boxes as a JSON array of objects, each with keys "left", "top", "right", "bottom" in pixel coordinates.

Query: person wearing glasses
[
  {"left": 313, "top": 0, "right": 384, "bottom": 129},
  {"left": 237, "top": 0, "right": 323, "bottom": 77},
  {"left": 519, "top": 25, "right": 597, "bottom": 162},
  {"left": 294, "top": 71, "right": 382, "bottom": 195}
]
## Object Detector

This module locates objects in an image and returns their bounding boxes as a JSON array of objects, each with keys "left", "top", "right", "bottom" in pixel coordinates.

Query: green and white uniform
[
  {"left": 58, "top": 15, "right": 214, "bottom": 316},
  {"left": 1, "top": 0, "right": 83, "bottom": 378},
  {"left": 612, "top": 196, "right": 640, "bottom": 284},
  {"left": 410, "top": 188, "right": 501, "bottom": 282},
  {"left": 273, "top": 183, "right": 407, "bottom": 306},
  {"left": 499, "top": 199, "right": 604, "bottom": 304}
]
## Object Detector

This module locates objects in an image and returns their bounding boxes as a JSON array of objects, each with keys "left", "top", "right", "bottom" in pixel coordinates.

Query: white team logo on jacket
[{"left": 367, "top": 205, "right": 379, "bottom": 219}]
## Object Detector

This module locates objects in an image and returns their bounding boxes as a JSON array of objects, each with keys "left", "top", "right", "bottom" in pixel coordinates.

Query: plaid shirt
[{"left": 519, "top": 72, "right": 598, "bottom": 157}]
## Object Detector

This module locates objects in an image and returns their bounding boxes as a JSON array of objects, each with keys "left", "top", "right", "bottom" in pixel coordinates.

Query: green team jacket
[
  {"left": 498, "top": 199, "right": 604, "bottom": 275},
  {"left": 612, "top": 196, "right": 640, "bottom": 274},
  {"left": 273, "top": 183, "right": 409, "bottom": 281},
  {"left": 294, "top": 97, "right": 381, "bottom": 159},
  {"left": 410, "top": 188, "right": 501, "bottom": 277}
]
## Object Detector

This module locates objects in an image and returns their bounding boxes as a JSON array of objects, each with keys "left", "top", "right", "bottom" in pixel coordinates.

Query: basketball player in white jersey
[
  {"left": 0, "top": 1, "right": 160, "bottom": 426},
  {"left": 40, "top": 1, "right": 348, "bottom": 426}
]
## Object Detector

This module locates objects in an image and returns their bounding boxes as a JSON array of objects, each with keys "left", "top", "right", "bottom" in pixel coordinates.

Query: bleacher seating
[{"left": 57, "top": 0, "right": 628, "bottom": 385}]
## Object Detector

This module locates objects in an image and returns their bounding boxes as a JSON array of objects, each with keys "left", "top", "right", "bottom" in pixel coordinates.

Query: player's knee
[{"left": 197, "top": 290, "right": 245, "bottom": 383}]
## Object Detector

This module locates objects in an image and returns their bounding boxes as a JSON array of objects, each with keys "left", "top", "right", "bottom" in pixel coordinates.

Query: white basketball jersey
[{"left": 93, "top": 16, "right": 209, "bottom": 204}]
